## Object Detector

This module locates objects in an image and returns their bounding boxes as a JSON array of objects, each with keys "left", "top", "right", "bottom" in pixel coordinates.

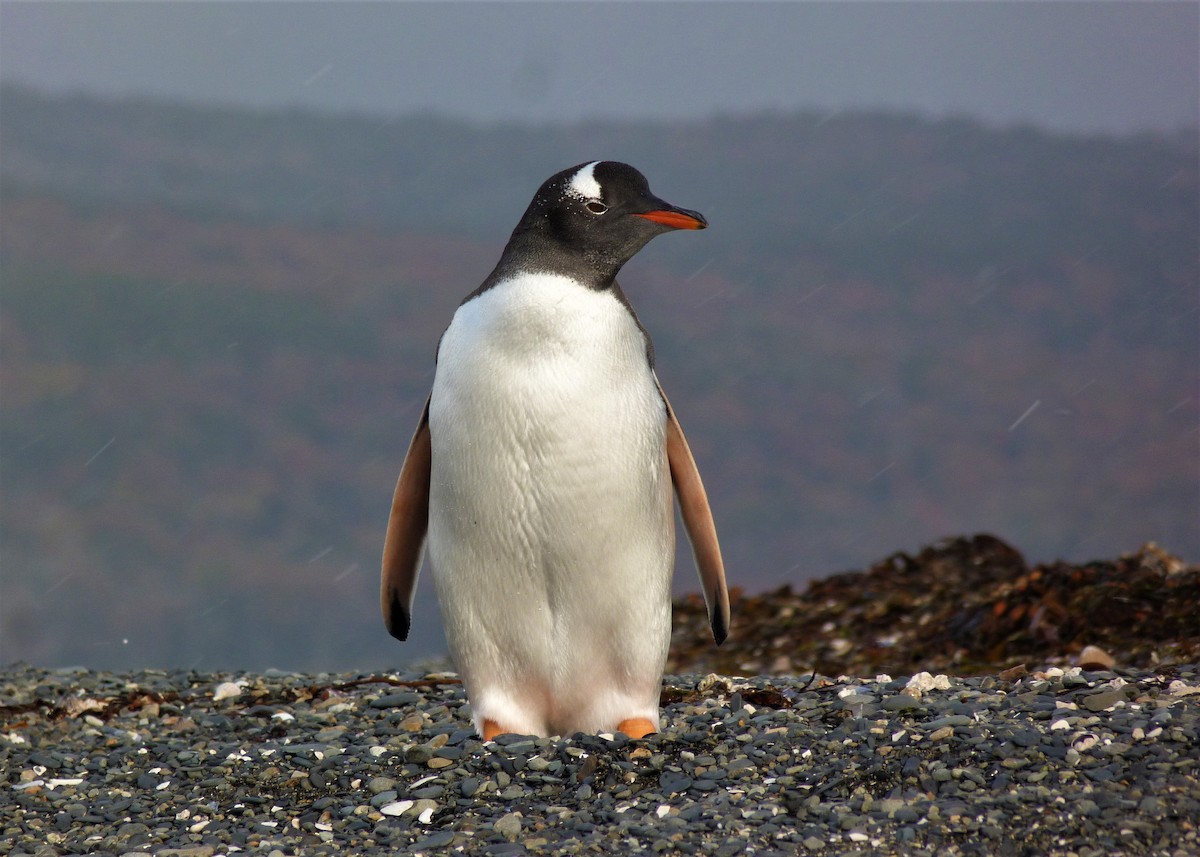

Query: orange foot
[
  {"left": 617, "top": 717, "right": 658, "bottom": 739},
  {"left": 481, "top": 718, "right": 513, "bottom": 742}
]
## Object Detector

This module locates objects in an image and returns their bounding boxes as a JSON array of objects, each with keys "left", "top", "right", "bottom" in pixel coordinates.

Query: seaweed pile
[{"left": 669, "top": 535, "right": 1199, "bottom": 677}]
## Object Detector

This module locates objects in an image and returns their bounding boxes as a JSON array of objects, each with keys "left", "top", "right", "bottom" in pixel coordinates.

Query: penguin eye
[{"left": 584, "top": 201, "right": 608, "bottom": 215}]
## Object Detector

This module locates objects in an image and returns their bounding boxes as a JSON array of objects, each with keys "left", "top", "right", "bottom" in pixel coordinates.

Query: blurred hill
[{"left": 1, "top": 85, "right": 1196, "bottom": 671}]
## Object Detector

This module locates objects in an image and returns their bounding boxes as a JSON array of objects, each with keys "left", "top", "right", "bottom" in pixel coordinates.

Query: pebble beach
[{"left": 3, "top": 662, "right": 1198, "bottom": 856}]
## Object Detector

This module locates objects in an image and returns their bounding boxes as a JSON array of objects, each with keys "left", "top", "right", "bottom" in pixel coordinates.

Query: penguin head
[{"left": 511, "top": 161, "right": 707, "bottom": 278}]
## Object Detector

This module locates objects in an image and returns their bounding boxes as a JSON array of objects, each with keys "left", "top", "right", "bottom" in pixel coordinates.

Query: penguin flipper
[
  {"left": 380, "top": 396, "right": 432, "bottom": 642},
  {"left": 657, "top": 381, "right": 730, "bottom": 645}
]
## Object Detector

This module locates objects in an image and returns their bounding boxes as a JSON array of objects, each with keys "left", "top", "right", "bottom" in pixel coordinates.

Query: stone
[
  {"left": 494, "top": 811, "right": 523, "bottom": 841},
  {"left": 1077, "top": 646, "right": 1116, "bottom": 671}
]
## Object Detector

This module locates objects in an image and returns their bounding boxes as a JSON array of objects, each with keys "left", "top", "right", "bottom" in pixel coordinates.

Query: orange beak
[{"left": 635, "top": 209, "right": 707, "bottom": 230}]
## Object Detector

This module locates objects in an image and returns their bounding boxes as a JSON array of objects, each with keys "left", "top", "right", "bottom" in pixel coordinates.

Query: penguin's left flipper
[
  {"left": 657, "top": 380, "right": 731, "bottom": 645},
  {"left": 381, "top": 395, "right": 432, "bottom": 642}
]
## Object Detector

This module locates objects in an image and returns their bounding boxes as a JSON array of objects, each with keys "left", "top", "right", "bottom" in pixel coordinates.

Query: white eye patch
[{"left": 566, "top": 161, "right": 603, "bottom": 201}]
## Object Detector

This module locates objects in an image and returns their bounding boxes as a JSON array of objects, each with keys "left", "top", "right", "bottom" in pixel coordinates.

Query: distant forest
[{"left": 1, "top": 85, "right": 1196, "bottom": 671}]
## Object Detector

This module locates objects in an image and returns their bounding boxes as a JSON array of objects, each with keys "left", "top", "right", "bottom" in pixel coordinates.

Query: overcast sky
[{"left": 1, "top": 2, "right": 1197, "bottom": 134}]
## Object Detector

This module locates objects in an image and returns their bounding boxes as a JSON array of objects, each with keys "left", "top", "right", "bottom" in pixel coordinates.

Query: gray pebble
[
  {"left": 494, "top": 810, "right": 523, "bottom": 840},
  {"left": 369, "top": 692, "right": 421, "bottom": 708},
  {"left": 1084, "top": 689, "right": 1125, "bottom": 711}
]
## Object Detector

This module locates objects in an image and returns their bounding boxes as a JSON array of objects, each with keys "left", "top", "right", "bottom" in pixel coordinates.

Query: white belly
[{"left": 427, "top": 273, "right": 673, "bottom": 736}]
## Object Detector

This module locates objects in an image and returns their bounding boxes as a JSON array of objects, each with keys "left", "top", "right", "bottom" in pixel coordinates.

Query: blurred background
[{"left": 1, "top": 2, "right": 1196, "bottom": 673}]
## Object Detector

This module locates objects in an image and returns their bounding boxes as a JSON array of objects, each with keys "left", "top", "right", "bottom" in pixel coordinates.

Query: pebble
[
  {"left": 494, "top": 810, "right": 523, "bottom": 841},
  {"left": 1077, "top": 645, "right": 1117, "bottom": 671},
  {"left": 1, "top": 664, "right": 1197, "bottom": 855},
  {"left": 1084, "top": 688, "right": 1126, "bottom": 711}
]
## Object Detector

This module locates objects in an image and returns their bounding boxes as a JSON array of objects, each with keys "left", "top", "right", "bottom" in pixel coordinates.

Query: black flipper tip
[
  {"left": 386, "top": 590, "right": 411, "bottom": 642},
  {"left": 711, "top": 614, "right": 728, "bottom": 647}
]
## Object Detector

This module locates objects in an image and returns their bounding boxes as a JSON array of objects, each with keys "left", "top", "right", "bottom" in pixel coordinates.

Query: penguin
[{"left": 381, "top": 161, "right": 729, "bottom": 740}]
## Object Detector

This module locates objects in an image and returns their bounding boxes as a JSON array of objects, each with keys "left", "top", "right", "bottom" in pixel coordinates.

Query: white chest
[{"left": 432, "top": 273, "right": 660, "bottom": 432}]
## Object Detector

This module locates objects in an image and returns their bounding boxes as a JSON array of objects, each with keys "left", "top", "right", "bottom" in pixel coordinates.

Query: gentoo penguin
[{"left": 381, "top": 161, "right": 729, "bottom": 740}]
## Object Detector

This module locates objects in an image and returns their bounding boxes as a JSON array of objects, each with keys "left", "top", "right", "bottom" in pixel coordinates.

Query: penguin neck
[{"left": 473, "top": 228, "right": 627, "bottom": 300}]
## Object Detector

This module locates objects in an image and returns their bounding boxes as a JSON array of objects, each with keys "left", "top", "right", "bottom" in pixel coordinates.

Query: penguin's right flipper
[{"left": 380, "top": 396, "right": 432, "bottom": 641}]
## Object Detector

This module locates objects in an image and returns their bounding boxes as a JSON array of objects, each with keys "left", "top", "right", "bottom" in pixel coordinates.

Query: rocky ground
[{"left": 3, "top": 535, "right": 1198, "bottom": 856}]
